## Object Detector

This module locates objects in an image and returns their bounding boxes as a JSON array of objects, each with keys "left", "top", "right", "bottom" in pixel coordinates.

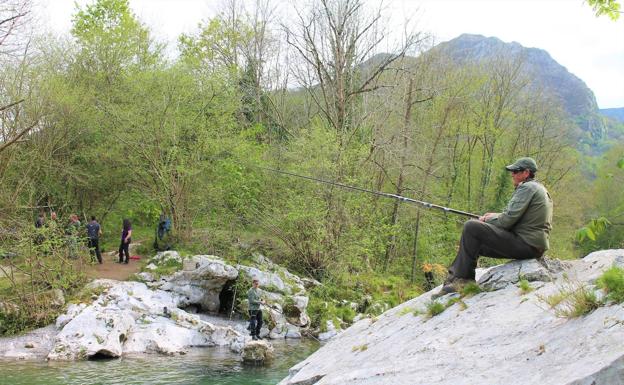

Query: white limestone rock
[
  {"left": 48, "top": 280, "right": 243, "bottom": 360},
  {"left": 242, "top": 340, "right": 275, "bottom": 364},
  {"left": 48, "top": 305, "right": 135, "bottom": 360},
  {"left": 151, "top": 250, "right": 182, "bottom": 264},
  {"left": 135, "top": 272, "right": 156, "bottom": 282},
  {"left": 279, "top": 250, "right": 624, "bottom": 385},
  {"left": 155, "top": 255, "right": 238, "bottom": 312},
  {"left": 0, "top": 325, "right": 56, "bottom": 360},
  {"left": 317, "top": 320, "right": 341, "bottom": 341},
  {"left": 477, "top": 256, "right": 567, "bottom": 291}
]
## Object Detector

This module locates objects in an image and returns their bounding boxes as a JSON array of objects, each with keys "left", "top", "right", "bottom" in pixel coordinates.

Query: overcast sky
[{"left": 36, "top": 0, "right": 624, "bottom": 108}]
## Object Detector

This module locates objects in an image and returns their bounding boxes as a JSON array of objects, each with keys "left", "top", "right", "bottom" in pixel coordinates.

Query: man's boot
[{"left": 432, "top": 278, "right": 476, "bottom": 299}]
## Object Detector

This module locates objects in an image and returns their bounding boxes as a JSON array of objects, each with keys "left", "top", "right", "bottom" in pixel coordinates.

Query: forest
[{"left": 1, "top": 0, "right": 623, "bottom": 334}]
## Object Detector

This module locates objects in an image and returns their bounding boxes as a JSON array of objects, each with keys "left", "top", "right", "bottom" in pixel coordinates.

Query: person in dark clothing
[
  {"left": 67, "top": 214, "right": 82, "bottom": 258},
  {"left": 118, "top": 218, "right": 132, "bottom": 264},
  {"left": 434, "top": 157, "right": 553, "bottom": 298},
  {"left": 86, "top": 216, "right": 103, "bottom": 264},
  {"left": 35, "top": 211, "right": 45, "bottom": 228},
  {"left": 247, "top": 278, "right": 265, "bottom": 340}
]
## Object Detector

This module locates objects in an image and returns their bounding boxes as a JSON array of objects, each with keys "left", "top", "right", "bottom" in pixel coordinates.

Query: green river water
[{"left": 0, "top": 340, "right": 320, "bottom": 385}]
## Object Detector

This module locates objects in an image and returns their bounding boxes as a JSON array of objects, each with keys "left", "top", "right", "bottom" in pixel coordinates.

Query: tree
[
  {"left": 586, "top": 0, "right": 622, "bottom": 20},
  {"left": 285, "top": 0, "right": 424, "bottom": 145},
  {"left": 71, "top": 0, "right": 161, "bottom": 83}
]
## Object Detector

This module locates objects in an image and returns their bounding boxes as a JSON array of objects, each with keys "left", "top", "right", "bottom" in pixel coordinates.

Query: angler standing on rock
[
  {"left": 247, "top": 278, "right": 265, "bottom": 340},
  {"left": 435, "top": 157, "right": 553, "bottom": 297}
]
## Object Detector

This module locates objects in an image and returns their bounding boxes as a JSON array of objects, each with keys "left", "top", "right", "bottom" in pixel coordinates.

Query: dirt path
[{"left": 84, "top": 248, "right": 144, "bottom": 281}]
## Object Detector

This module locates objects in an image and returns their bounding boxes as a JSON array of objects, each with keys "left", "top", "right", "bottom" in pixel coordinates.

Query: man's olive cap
[{"left": 505, "top": 157, "right": 538, "bottom": 172}]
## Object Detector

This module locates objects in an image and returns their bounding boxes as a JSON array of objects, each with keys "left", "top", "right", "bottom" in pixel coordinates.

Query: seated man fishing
[{"left": 435, "top": 157, "right": 553, "bottom": 297}]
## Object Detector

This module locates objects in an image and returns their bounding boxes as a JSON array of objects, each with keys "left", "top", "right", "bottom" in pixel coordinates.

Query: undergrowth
[{"left": 596, "top": 266, "right": 624, "bottom": 303}]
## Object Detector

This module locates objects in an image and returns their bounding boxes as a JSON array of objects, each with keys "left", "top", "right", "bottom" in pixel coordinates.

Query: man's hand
[{"left": 479, "top": 213, "right": 496, "bottom": 222}]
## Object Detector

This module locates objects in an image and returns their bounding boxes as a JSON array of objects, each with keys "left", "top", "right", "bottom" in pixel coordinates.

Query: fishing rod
[{"left": 259, "top": 166, "right": 479, "bottom": 219}]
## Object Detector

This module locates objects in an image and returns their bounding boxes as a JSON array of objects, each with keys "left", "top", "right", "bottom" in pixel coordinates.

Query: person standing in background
[
  {"left": 86, "top": 216, "right": 103, "bottom": 264},
  {"left": 67, "top": 214, "right": 82, "bottom": 258},
  {"left": 247, "top": 278, "right": 265, "bottom": 340},
  {"left": 34, "top": 211, "right": 45, "bottom": 228},
  {"left": 119, "top": 218, "right": 132, "bottom": 264}
]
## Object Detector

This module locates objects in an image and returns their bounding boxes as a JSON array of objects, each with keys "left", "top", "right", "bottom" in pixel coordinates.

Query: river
[{"left": 0, "top": 339, "right": 319, "bottom": 385}]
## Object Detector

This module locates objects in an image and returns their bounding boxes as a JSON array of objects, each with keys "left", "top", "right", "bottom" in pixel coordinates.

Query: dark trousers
[
  {"left": 448, "top": 220, "right": 543, "bottom": 280},
  {"left": 248, "top": 309, "right": 263, "bottom": 337},
  {"left": 118, "top": 240, "right": 130, "bottom": 263},
  {"left": 88, "top": 238, "right": 102, "bottom": 264}
]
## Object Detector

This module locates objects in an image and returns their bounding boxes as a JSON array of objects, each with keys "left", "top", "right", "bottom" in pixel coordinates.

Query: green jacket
[
  {"left": 485, "top": 179, "right": 553, "bottom": 251},
  {"left": 247, "top": 287, "right": 262, "bottom": 311}
]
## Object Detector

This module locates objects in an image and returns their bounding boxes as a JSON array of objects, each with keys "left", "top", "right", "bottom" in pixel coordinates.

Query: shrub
[
  {"left": 518, "top": 279, "right": 534, "bottom": 294},
  {"left": 460, "top": 282, "right": 482, "bottom": 297},
  {"left": 426, "top": 301, "right": 446, "bottom": 317},
  {"left": 540, "top": 283, "right": 603, "bottom": 318},
  {"left": 150, "top": 258, "right": 183, "bottom": 278},
  {"left": 596, "top": 266, "right": 624, "bottom": 303},
  {"left": 398, "top": 307, "right": 413, "bottom": 316},
  {"left": 0, "top": 225, "right": 90, "bottom": 335}
]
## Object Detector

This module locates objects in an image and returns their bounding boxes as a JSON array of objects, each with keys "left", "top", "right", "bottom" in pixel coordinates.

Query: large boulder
[
  {"left": 242, "top": 340, "right": 275, "bottom": 364},
  {"left": 155, "top": 255, "right": 238, "bottom": 312},
  {"left": 280, "top": 250, "right": 624, "bottom": 385},
  {"left": 48, "top": 280, "right": 243, "bottom": 360},
  {"left": 477, "top": 256, "right": 569, "bottom": 291}
]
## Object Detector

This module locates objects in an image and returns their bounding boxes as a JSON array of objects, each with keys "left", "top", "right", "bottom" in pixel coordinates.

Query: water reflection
[{"left": 0, "top": 339, "right": 319, "bottom": 385}]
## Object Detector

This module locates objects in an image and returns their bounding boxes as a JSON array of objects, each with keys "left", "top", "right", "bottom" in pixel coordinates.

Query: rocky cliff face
[
  {"left": 279, "top": 250, "right": 624, "bottom": 385},
  {"left": 432, "top": 34, "right": 606, "bottom": 141}
]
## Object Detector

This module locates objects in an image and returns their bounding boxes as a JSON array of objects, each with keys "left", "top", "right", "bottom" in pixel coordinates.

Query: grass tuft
[
  {"left": 540, "top": 282, "right": 603, "bottom": 318},
  {"left": 518, "top": 279, "right": 534, "bottom": 294},
  {"left": 596, "top": 266, "right": 624, "bottom": 303},
  {"left": 460, "top": 282, "right": 482, "bottom": 297},
  {"left": 426, "top": 301, "right": 446, "bottom": 317}
]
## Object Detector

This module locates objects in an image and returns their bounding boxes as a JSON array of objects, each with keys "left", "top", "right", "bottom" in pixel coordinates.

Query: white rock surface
[
  {"left": 242, "top": 340, "right": 275, "bottom": 363},
  {"left": 317, "top": 320, "right": 341, "bottom": 341},
  {"left": 280, "top": 250, "right": 624, "bottom": 385},
  {"left": 0, "top": 325, "right": 57, "bottom": 360},
  {"left": 47, "top": 280, "right": 243, "bottom": 360},
  {"left": 155, "top": 255, "right": 238, "bottom": 312}
]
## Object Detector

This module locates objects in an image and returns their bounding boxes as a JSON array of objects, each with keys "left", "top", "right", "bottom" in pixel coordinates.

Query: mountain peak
[{"left": 432, "top": 34, "right": 604, "bottom": 140}]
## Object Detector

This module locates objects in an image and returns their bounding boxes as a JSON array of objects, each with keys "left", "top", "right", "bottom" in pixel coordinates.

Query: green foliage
[
  {"left": 587, "top": 0, "right": 622, "bottom": 20},
  {"left": 460, "top": 282, "right": 482, "bottom": 297},
  {"left": 69, "top": 284, "right": 107, "bottom": 305},
  {"left": 540, "top": 283, "right": 603, "bottom": 318},
  {"left": 426, "top": 301, "right": 446, "bottom": 317},
  {"left": 282, "top": 296, "right": 299, "bottom": 318},
  {"left": 72, "top": 0, "right": 161, "bottom": 74},
  {"left": 517, "top": 279, "right": 534, "bottom": 294},
  {"left": 398, "top": 307, "right": 413, "bottom": 316},
  {"left": 576, "top": 217, "right": 611, "bottom": 242},
  {"left": 2, "top": 0, "right": 619, "bottom": 337},
  {"left": 0, "top": 225, "right": 90, "bottom": 335},
  {"left": 147, "top": 258, "right": 183, "bottom": 279},
  {"left": 445, "top": 297, "right": 468, "bottom": 310},
  {"left": 596, "top": 266, "right": 624, "bottom": 303}
]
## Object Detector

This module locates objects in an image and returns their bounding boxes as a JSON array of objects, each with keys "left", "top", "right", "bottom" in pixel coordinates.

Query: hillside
[
  {"left": 601, "top": 107, "right": 624, "bottom": 123},
  {"left": 430, "top": 34, "right": 606, "bottom": 142}
]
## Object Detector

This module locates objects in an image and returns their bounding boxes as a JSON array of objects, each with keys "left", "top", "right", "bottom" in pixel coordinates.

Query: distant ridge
[
  {"left": 600, "top": 107, "right": 624, "bottom": 123},
  {"left": 430, "top": 34, "right": 606, "bottom": 141}
]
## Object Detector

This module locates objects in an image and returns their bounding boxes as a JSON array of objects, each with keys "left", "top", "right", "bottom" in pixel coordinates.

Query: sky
[{"left": 35, "top": 0, "right": 624, "bottom": 108}]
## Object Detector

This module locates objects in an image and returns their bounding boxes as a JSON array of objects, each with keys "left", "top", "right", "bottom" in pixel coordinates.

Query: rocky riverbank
[
  {"left": 280, "top": 250, "right": 624, "bottom": 385},
  {"left": 0, "top": 251, "right": 323, "bottom": 361}
]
